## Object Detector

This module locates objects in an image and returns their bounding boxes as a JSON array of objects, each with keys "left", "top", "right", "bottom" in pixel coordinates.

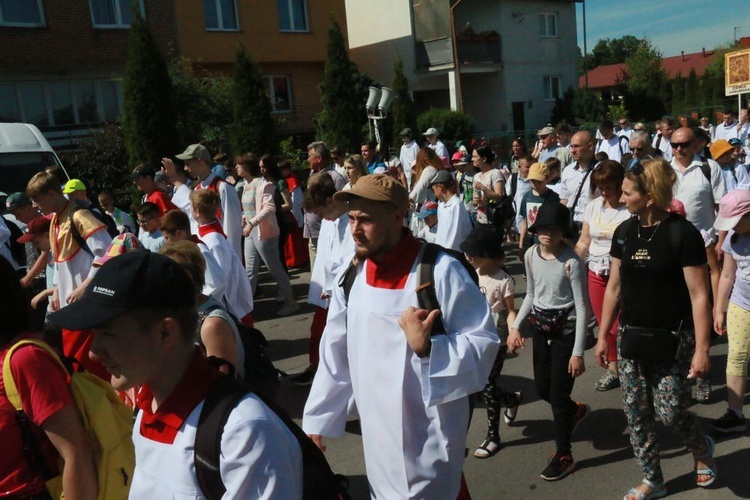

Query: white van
[{"left": 0, "top": 123, "right": 69, "bottom": 195}]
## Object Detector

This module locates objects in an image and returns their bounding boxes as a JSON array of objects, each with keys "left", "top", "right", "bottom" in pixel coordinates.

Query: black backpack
[
  {"left": 69, "top": 203, "right": 119, "bottom": 256},
  {"left": 198, "top": 304, "right": 280, "bottom": 403},
  {"left": 194, "top": 376, "right": 350, "bottom": 500},
  {"left": 2, "top": 216, "right": 26, "bottom": 269}
]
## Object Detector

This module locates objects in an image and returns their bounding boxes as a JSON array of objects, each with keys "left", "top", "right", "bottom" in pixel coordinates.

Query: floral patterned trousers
[{"left": 618, "top": 332, "right": 705, "bottom": 484}]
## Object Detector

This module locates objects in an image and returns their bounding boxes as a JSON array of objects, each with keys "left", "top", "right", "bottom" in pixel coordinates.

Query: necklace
[{"left": 637, "top": 220, "right": 662, "bottom": 242}]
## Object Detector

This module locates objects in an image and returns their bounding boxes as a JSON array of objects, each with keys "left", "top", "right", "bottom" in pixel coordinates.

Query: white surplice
[
  {"left": 308, "top": 214, "right": 354, "bottom": 309},
  {"left": 303, "top": 247, "right": 499, "bottom": 499}
]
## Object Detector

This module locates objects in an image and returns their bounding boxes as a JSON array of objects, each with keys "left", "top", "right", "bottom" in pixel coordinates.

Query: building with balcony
[
  {"left": 0, "top": 0, "right": 345, "bottom": 147},
  {"left": 344, "top": 0, "right": 581, "bottom": 134}
]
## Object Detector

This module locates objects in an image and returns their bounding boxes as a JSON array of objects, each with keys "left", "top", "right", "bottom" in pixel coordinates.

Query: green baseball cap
[{"left": 176, "top": 144, "right": 211, "bottom": 162}]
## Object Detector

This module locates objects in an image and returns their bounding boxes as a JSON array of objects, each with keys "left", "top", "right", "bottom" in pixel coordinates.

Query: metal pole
[
  {"left": 583, "top": 0, "right": 589, "bottom": 89},
  {"left": 449, "top": 0, "right": 464, "bottom": 112}
]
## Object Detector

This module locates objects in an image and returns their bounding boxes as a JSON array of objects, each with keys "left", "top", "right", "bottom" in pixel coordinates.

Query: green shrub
[{"left": 416, "top": 108, "right": 475, "bottom": 145}]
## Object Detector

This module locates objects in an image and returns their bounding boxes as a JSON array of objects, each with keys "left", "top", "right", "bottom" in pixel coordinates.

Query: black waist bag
[
  {"left": 529, "top": 306, "right": 573, "bottom": 333},
  {"left": 620, "top": 325, "right": 681, "bottom": 364}
]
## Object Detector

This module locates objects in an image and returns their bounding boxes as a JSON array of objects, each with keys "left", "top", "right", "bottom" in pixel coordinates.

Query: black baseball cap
[{"left": 48, "top": 251, "right": 195, "bottom": 331}]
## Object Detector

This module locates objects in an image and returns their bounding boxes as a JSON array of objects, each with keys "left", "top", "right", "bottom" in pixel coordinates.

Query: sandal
[
  {"left": 473, "top": 436, "right": 501, "bottom": 458},
  {"left": 623, "top": 478, "right": 667, "bottom": 500},
  {"left": 693, "top": 435, "right": 717, "bottom": 487},
  {"left": 503, "top": 391, "right": 523, "bottom": 424}
]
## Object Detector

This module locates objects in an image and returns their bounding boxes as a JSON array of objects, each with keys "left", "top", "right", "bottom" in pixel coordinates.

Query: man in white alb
[{"left": 303, "top": 174, "right": 498, "bottom": 499}]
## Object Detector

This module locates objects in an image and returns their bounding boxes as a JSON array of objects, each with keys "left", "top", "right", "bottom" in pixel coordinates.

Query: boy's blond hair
[{"left": 189, "top": 189, "right": 220, "bottom": 218}]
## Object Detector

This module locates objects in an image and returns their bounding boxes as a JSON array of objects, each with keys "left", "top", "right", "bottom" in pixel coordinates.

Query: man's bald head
[
  {"left": 570, "top": 130, "right": 594, "bottom": 162},
  {"left": 671, "top": 127, "right": 695, "bottom": 143}
]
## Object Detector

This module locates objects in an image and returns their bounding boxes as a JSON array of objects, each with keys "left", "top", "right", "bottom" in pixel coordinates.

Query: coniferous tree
[
  {"left": 316, "top": 19, "right": 364, "bottom": 151},
  {"left": 231, "top": 43, "right": 276, "bottom": 155},
  {"left": 685, "top": 68, "right": 700, "bottom": 111},
  {"left": 391, "top": 54, "right": 418, "bottom": 146},
  {"left": 672, "top": 73, "right": 685, "bottom": 116},
  {"left": 122, "top": 10, "right": 179, "bottom": 167}
]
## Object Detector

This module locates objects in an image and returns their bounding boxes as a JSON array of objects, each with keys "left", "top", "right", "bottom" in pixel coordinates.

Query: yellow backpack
[{"left": 3, "top": 339, "right": 135, "bottom": 500}]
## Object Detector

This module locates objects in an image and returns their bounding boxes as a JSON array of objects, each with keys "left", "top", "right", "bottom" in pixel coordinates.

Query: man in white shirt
[
  {"left": 595, "top": 119, "right": 630, "bottom": 163},
  {"left": 652, "top": 116, "right": 675, "bottom": 161},
  {"left": 670, "top": 127, "right": 725, "bottom": 300},
  {"left": 424, "top": 127, "right": 449, "bottom": 160},
  {"left": 714, "top": 108, "right": 739, "bottom": 142},
  {"left": 398, "top": 128, "right": 420, "bottom": 189},
  {"left": 618, "top": 117, "right": 634, "bottom": 140},
  {"left": 560, "top": 130, "right": 597, "bottom": 228}
]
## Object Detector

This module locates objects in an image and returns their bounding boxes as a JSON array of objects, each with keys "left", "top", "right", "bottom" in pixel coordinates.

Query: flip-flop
[{"left": 623, "top": 479, "right": 667, "bottom": 500}]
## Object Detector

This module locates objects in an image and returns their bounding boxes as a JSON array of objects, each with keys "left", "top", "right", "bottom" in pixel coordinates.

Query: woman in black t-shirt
[{"left": 596, "top": 158, "right": 716, "bottom": 499}]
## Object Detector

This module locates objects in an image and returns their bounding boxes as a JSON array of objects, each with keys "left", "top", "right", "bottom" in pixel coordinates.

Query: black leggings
[{"left": 532, "top": 327, "right": 578, "bottom": 455}]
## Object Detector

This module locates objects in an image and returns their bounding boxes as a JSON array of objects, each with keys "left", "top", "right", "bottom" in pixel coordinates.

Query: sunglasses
[
  {"left": 670, "top": 140, "right": 693, "bottom": 149},
  {"left": 630, "top": 162, "right": 645, "bottom": 175},
  {"left": 631, "top": 146, "right": 645, "bottom": 151}
]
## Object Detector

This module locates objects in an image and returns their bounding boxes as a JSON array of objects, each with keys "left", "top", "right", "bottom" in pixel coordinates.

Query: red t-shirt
[
  {"left": 0, "top": 339, "right": 73, "bottom": 497},
  {"left": 146, "top": 190, "right": 178, "bottom": 216}
]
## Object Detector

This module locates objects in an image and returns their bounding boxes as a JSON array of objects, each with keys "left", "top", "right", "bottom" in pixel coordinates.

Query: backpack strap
[
  {"left": 618, "top": 135, "right": 629, "bottom": 157},
  {"left": 417, "top": 243, "right": 444, "bottom": 335},
  {"left": 339, "top": 257, "right": 361, "bottom": 306},
  {"left": 68, "top": 205, "right": 94, "bottom": 257},
  {"left": 698, "top": 159, "right": 711, "bottom": 185},
  {"left": 194, "top": 376, "right": 247, "bottom": 500}
]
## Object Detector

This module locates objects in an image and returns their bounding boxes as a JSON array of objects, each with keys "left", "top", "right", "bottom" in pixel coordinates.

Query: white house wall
[{"left": 343, "top": 0, "right": 580, "bottom": 133}]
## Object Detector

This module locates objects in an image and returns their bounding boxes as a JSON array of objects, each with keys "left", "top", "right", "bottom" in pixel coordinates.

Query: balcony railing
[
  {"left": 416, "top": 35, "right": 502, "bottom": 70},
  {"left": 273, "top": 104, "right": 320, "bottom": 134}
]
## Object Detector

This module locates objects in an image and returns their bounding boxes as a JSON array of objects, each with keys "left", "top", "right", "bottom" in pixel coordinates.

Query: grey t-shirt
[{"left": 512, "top": 244, "right": 588, "bottom": 356}]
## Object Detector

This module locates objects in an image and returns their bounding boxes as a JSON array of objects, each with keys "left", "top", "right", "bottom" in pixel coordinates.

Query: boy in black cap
[
  {"left": 508, "top": 201, "right": 590, "bottom": 481},
  {"left": 460, "top": 226, "right": 522, "bottom": 459},
  {"left": 48, "top": 252, "right": 302, "bottom": 498}
]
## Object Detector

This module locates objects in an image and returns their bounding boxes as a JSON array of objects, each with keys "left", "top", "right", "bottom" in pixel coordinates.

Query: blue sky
[{"left": 576, "top": 0, "right": 750, "bottom": 58}]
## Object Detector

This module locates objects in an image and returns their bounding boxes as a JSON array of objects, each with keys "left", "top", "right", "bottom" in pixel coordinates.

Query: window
[
  {"left": 262, "top": 76, "right": 292, "bottom": 113},
  {"left": 0, "top": 84, "right": 20, "bottom": 121},
  {"left": 543, "top": 76, "right": 561, "bottom": 101},
  {"left": 204, "top": 0, "right": 238, "bottom": 31},
  {"left": 0, "top": 80, "right": 123, "bottom": 126},
  {"left": 278, "top": 0, "right": 308, "bottom": 32},
  {"left": 0, "top": 0, "right": 45, "bottom": 27},
  {"left": 538, "top": 13, "right": 557, "bottom": 37},
  {"left": 90, "top": 0, "right": 143, "bottom": 28}
]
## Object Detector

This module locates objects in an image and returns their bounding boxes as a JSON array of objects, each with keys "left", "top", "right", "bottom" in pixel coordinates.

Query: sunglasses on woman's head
[{"left": 630, "top": 162, "right": 645, "bottom": 175}]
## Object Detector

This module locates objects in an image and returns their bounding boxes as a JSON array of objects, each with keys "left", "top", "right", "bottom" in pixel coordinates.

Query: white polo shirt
[
  {"left": 671, "top": 155, "right": 725, "bottom": 237},
  {"left": 714, "top": 121, "right": 738, "bottom": 141},
  {"left": 560, "top": 161, "right": 595, "bottom": 223}
]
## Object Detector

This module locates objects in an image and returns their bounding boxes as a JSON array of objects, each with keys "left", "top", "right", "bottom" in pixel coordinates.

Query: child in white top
[
  {"left": 460, "top": 225, "right": 521, "bottom": 459},
  {"left": 190, "top": 190, "right": 255, "bottom": 327}
]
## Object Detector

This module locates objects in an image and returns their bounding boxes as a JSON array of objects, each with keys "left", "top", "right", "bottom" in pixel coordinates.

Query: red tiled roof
[
  {"left": 579, "top": 48, "right": 718, "bottom": 89},
  {"left": 579, "top": 63, "right": 626, "bottom": 89}
]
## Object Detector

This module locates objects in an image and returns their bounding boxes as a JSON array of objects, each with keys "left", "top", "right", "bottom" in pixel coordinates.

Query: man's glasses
[
  {"left": 137, "top": 218, "right": 153, "bottom": 226},
  {"left": 670, "top": 140, "right": 693, "bottom": 150},
  {"left": 619, "top": 122, "right": 628, "bottom": 126},
  {"left": 631, "top": 146, "right": 645, "bottom": 151}
]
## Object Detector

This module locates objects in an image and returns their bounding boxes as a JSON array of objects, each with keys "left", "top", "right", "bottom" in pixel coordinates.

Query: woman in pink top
[{"left": 236, "top": 153, "right": 299, "bottom": 316}]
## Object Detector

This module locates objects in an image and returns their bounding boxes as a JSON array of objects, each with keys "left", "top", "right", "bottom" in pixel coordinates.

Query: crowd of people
[{"left": 1, "top": 110, "right": 750, "bottom": 499}]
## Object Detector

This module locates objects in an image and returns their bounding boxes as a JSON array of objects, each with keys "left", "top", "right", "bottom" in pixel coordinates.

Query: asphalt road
[{"left": 253, "top": 250, "right": 749, "bottom": 499}]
